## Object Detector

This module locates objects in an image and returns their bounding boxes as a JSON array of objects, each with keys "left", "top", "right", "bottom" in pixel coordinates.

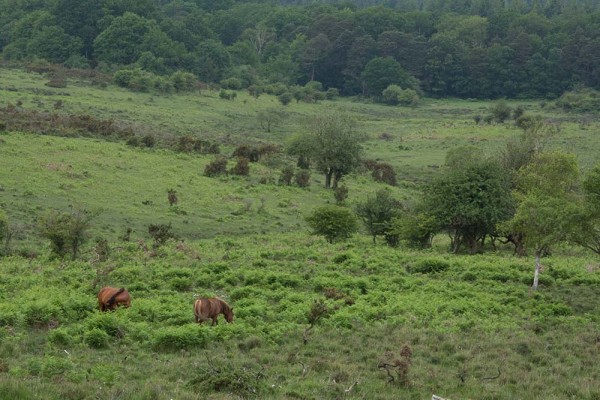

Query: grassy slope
[
  {"left": 0, "top": 235, "right": 599, "bottom": 399},
  {"left": 1, "top": 67, "right": 600, "bottom": 399}
]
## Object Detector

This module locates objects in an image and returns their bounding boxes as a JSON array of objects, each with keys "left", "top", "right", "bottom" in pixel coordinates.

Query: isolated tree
[
  {"left": 148, "top": 223, "right": 175, "bottom": 248},
  {"left": 355, "top": 189, "right": 401, "bottom": 244},
  {"left": 306, "top": 205, "right": 358, "bottom": 244},
  {"left": 425, "top": 153, "right": 514, "bottom": 254},
  {"left": 501, "top": 152, "right": 581, "bottom": 289},
  {"left": 39, "top": 208, "right": 93, "bottom": 260},
  {"left": 257, "top": 108, "right": 285, "bottom": 132},
  {"left": 279, "top": 166, "right": 294, "bottom": 186},
  {"left": 289, "top": 113, "right": 366, "bottom": 189}
]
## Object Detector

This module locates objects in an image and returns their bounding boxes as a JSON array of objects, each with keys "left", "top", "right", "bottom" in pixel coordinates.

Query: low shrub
[
  {"left": 23, "top": 301, "right": 61, "bottom": 328},
  {"left": 153, "top": 324, "right": 209, "bottom": 351},
  {"left": 48, "top": 328, "right": 72, "bottom": 347},
  {"left": 407, "top": 258, "right": 450, "bottom": 274},
  {"left": 84, "top": 328, "right": 109, "bottom": 348}
]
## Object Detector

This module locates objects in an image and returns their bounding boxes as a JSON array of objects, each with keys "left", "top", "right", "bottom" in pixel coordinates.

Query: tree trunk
[
  {"left": 532, "top": 251, "right": 541, "bottom": 290},
  {"left": 332, "top": 170, "right": 342, "bottom": 189},
  {"left": 324, "top": 170, "right": 332, "bottom": 189}
]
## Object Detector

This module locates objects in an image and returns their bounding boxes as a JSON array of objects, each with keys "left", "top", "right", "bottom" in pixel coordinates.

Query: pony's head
[{"left": 224, "top": 304, "right": 234, "bottom": 323}]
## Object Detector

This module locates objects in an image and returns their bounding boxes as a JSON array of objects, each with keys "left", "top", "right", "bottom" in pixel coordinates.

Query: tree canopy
[{"left": 2, "top": 0, "right": 600, "bottom": 99}]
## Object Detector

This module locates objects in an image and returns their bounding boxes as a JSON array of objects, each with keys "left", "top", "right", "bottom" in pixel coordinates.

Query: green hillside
[{"left": 1, "top": 67, "right": 600, "bottom": 399}]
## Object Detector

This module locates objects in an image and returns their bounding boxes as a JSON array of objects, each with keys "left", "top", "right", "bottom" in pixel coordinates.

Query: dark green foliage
[
  {"left": 407, "top": 257, "right": 451, "bottom": 274},
  {"left": 148, "top": 223, "right": 175, "bottom": 247},
  {"left": 306, "top": 205, "right": 358, "bottom": 243},
  {"left": 390, "top": 212, "right": 438, "bottom": 249},
  {"left": 38, "top": 208, "right": 93, "bottom": 259},
  {"left": 277, "top": 92, "right": 293, "bottom": 106},
  {"left": 278, "top": 166, "right": 294, "bottom": 186},
  {"left": 325, "top": 88, "right": 339, "bottom": 99},
  {"left": 362, "top": 57, "right": 420, "bottom": 98},
  {"left": 334, "top": 185, "right": 348, "bottom": 205},
  {"left": 424, "top": 157, "right": 514, "bottom": 254},
  {"left": 294, "top": 169, "right": 310, "bottom": 188},
  {"left": 355, "top": 189, "right": 401, "bottom": 244},
  {"left": 220, "top": 77, "right": 242, "bottom": 90},
  {"left": 257, "top": 108, "right": 285, "bottom": 132},
  {"left": 170, "top": 71, "right": 197, "bottom": 92},
  {"left": 1, "top": 0, "right": 599, "bottom": 99},
  {"left": 290, "top": 113, "right": 365, "bottom": 189},
  {"left": 219, "top": 90, "right": 237, "bottom": 100},
  {"left": 489, "top": 101, "right": 512, "bottom": 123}
]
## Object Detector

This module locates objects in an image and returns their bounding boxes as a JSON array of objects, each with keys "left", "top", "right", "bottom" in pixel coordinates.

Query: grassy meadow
[{"left": 1, "top": 66, "right": 600, "bottom": 399}]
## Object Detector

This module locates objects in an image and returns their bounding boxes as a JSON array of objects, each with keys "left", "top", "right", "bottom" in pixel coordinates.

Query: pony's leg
[{"left": 212, "top": 317, "right": 218, "bottom": 326}]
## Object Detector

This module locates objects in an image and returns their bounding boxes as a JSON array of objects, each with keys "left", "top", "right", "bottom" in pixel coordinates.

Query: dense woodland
[{"left": 1, "top": 0, "right": 600, "bottom": 99}]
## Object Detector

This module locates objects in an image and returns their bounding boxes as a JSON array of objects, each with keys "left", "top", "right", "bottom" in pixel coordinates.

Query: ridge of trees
[{"left": 1, "top": 0, "right": 600, "bottom": 99}]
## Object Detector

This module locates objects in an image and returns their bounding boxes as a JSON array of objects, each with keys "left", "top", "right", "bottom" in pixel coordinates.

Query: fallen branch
[{"left": 344, "top": 381, "right": 358, "bottom": 394}]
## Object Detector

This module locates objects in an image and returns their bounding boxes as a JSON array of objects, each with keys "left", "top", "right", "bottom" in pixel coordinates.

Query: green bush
[
  {"left": 84, "top": 328, "right": 109, "bottom": 348},
  {"left": 305, "top": 205, "right": 358, "bottom": 244},
  {"left": 220, "top": 77, "right": 242, "bottom": 90},
  {"left": 23, "top": 301, "right": 61, "bottom": 328},
  {"left": 407, "top": 258, "right": 450, "bottom": 274},
  {"left": 555, "top": 88, "right": 600, "bottom": 112},
  {"left": 41, "top": 356, "right": 73, "bottom": 377},
  {"left": 170, "top": 71, "right": 197, "bottom": 92},
  {"left": 85, "top": 312, "right": 128, "bottom": 337},
  {"left": 153, "top": 324, "right": 209, "bottom": 351},
  {"left": 48, "top": 328, "right": 72, "bottom": 346},
  {"left": 188, "top": 361, "right": 267, "bottom": 397}
]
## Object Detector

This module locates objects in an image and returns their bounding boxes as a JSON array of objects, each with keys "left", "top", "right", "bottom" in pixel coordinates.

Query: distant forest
[{"left": 1, "top": 0, "right": 599, "bottom": 99}]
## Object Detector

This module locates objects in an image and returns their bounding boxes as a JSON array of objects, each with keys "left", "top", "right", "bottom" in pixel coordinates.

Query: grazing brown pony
[
  {"left": 98, "top": 287, "right": 131, "bottom": 311},
  {"left": 194, "top": 298, "right": 233, "bottom": 325}
]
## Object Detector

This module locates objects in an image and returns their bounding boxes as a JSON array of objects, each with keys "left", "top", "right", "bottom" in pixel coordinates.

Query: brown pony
[
  {"left": 193, "top": 298, "right": 233, "bottom": 325},
  {"left": 98, "top": 287, "right": 131, "bottom": 311}
]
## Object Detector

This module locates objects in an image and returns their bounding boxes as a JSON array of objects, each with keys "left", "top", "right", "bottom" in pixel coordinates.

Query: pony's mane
[{"left": 107, "top": 287, "right": 125, "bottom": 306}]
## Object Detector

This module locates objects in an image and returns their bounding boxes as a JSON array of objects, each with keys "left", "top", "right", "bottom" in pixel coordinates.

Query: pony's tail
[{"left": 107, "top": 288, "right": 125, "bottom": 307}]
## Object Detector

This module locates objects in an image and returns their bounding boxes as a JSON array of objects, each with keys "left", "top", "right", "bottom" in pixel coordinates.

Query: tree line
[{"left": 1, "top": 0, "right": 599, "bottom": 99}]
